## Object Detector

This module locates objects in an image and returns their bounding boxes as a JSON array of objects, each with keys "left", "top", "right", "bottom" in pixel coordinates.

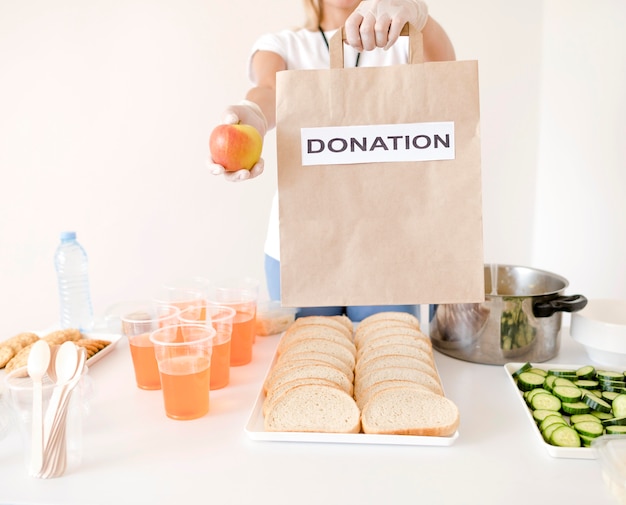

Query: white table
[{"left": 0, "top": 326, "right": 618, "bottom": 505}]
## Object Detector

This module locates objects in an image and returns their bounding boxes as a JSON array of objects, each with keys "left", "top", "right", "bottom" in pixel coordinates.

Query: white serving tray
[
  {"left": 245, "top": 351, "right": 459, "bottom": 447},
  {"left": 504, "top": 362, "right": 599, "bottom": 460}
]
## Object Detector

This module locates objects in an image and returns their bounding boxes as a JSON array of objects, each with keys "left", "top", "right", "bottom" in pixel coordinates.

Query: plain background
[{"left": 0, "top": 0, "right": 624, "bottom": 336}]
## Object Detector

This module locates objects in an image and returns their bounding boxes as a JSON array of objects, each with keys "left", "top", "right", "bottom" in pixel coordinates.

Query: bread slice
[
  {"left": 356, "top": 381, "right": 433, "bottom": 410},
  {"left": 263, "top": 358, "right": 352, "bottom": 394},
  {"left": 276, "top": 350, "right": 354, "bottom": 382},
  {"left": 361, "top": 387, "right": 460, "bottom": 436},
  {"left": 279, "top": 338, "right": 355, "bottom": 370},
  {"left": 358, "top": 311, "right": 420, "bottom": 332},
  {"left": 355, "top": 354, "right": 438, "bottom": 381},
  {"left": 354, "top": 366, "right": 442, "bottom": 401},
  {"left": 263, "top": 377, "right": 341, "bottom": 417},
  {"left": 264, "top": 383, "right": 361, "bottom": 433},
  {"left": 357, "top": 336, "right": 433, "bottom": 361},
  {"left": 355, "top": 325, "right": 430, "bottom": 350},
  {"left": 265, "top": 363, "right": 354, "bottom": 397},
  {"left": 289, "top": 316, "right": 353, "bottom": 340},
  {"left": 277, "top": 326, "right": 356, "bottom": 357},
  {"left": 329, "top": 315, "right": 354, "bottom": 334},
  {"left": 354, "top": 320, "right": 416, "bottom": 348},
  {"left": 356, "top": 343, "right": 436, "bottom": 366}
]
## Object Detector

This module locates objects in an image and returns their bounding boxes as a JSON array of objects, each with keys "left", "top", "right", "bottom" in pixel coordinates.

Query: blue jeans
[{"left": 264, "top": 254, "right": 419, "bottom": 323}]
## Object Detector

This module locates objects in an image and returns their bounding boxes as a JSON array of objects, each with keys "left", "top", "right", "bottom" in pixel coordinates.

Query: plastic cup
[
  {"left": 4, "top": 365, "right": 92, "bottom": 478},
  {"left": 206, "top": 278, "right": 259, "bottom": 366},
  {"left": 149, "top": 324, "right": 215, "bottom": 420},
  {"left": 155, "top": 277, "right": 211, "bottom": 312},
  {"left": 178, "top": 304, "right": 236, "bottom": 390},
  {"left": 119, "top": 303, "right": 180, "bottom": 390}
]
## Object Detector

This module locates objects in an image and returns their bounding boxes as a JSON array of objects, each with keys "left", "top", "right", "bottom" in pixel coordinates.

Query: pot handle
[{"left": 533, "top": 295, "right": 588, "bottom": 318}]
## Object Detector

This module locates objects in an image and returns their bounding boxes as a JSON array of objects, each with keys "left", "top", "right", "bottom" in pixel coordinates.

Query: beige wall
[{"left": 1, "top": 0, "right": 624, "bottom": 336}]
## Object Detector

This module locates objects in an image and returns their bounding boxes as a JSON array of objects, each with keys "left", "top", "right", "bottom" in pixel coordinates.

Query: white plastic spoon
[
  {"left": 41, "top": 348, "right": 85, "bottom": 478},
  {"left": 43, "top": 342, "right": 78, "bottom": 455},
  {"left": 27, "top": 340, "right": 51, "bottom": 477}
]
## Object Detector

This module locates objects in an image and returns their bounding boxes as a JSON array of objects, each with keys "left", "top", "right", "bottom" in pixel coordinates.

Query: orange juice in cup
[
  {"left": 230, "top": 304, "right": 256, "bottom": 366},
  {"left": 150, "top": 323, "right": 215, "bottom": 420},
  {"left": 178, "top": 304, "right": 235, "bottom": 390},
  {"left": 120, "top": 303, "right": 180, "bottom": 390},
  {"left": 159, "top": 355, "right": 211, "bottom": 420},
  {"left": 207, "top": 278, "right": 258, "bottom": 367}
]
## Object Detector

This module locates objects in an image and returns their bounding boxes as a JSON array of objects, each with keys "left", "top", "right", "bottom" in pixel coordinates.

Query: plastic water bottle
[{"left": 54, "top": 231, "right": 94, "bottom": 331}]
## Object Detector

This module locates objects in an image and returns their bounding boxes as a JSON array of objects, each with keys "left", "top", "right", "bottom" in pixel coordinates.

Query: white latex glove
[
  {"left": 209, "top": 99, "right": 268, "bottom": 182},
  {"left": 345, "top": 0, "right": 429, "bottom": 52}
]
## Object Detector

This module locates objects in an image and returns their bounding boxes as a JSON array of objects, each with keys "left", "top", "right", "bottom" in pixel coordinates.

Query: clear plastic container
[
  {"left": 255, "top": 301, "right": 297, "bottom": 336},
  {"left": 54, "top": 231, "right": 94, "bottom": 331},
  {"left": 593, "top": 435, "right": 626, "bottom": 504}
]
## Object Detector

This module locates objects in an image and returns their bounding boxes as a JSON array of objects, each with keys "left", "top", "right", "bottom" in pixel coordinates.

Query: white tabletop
[{"left": 0, "top": 326, "right": 618, "bottom": 505}]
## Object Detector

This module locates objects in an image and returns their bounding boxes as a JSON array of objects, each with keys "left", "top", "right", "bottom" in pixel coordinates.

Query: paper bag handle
[{"left": 329, "top": 23, "right": 424, "bottom": 69}]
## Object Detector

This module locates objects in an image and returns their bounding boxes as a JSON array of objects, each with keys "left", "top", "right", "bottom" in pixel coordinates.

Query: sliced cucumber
[
  {"left": 612, "top": 394, "right": 626, "bottom": 417},
  {"left": 517, "top": 371, "right": 546, "bottom": 391},
  {"left": 602, "top": 391, "right": 621, "bottom": 402},
  {"left": 544, "top": 374, "right": 557, "bottom": 392},
  {"left": 554, "top": 377, "right": 578, "bottom": 389},
  {"left": 531, "top": 393, "right": 562, "bottom": 412},
  {"left": 528, "top": 367, "right": 548, "bottom": 377},
  {"left": 576, "top": 365, "right": 596, "bottom": 379},
  {"left": 574, "top": 379, "right": 600, "bottom": 390},
  {"left": 552, "top": 385, "right": 582, "bottom": 403},
  {"left": 542, "top": 422, "right": 566, "bottom": 443},
  {"left": 579, "top": 434, "right": 596, "bottom": 447},
  {"left": 601, "top": 416, "right": 626, "bottom": 427},
  {"left": 606, "top": 425, "right": 626, "bottom": 435},
  {"left": 550, "top": 425, "right": 581, "bottom": 447},
  {"left": 596, "top": 370, "right": 625, "bottom": 381},
  {"left": 583, "top": 391, "right": 613, "bottom": 413},
  {"left": 512, "top": 362, "right": 533, "bottom": 378},
  {"left": 573, "top": 421, "right": 604, "bottom": 438},
  {"left": 591, "top": 411, "right": 614, "bottom": 421},
  {"left": 525, "top": 388, "right": 550, "bottom": 405},
  {"left": 561, "top": 401, "right": 591, "bottom": 415},
  {"left": 547, "top": 368, "right": 577, "bottom": 378},
  {"left": 570, "top": 413, "right": 603, "bottom": 425},
  {"left": 533, "top": 409, "right": 563, "bottom": 424}
]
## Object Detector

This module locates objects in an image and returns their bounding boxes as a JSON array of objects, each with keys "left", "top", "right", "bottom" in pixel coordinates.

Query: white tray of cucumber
[{"left": 505, "top": 362, "right": 626, "bottom": 459}]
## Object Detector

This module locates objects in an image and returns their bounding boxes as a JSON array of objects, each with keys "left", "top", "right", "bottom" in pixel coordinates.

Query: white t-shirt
[{"left": 248, "top": 28, "right": 409, "bottom": 260}]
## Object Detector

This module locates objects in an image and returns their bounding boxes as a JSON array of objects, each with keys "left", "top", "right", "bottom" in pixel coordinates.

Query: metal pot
[{"left": 429, "top": 264, "right": 588, "bottom": 365}]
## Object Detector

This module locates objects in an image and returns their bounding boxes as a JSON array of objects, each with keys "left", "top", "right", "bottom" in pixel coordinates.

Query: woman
[{"left": 210, "top": 0, "right": 455, "bottom": 321}]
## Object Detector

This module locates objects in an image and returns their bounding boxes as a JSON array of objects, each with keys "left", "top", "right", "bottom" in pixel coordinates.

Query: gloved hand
[
  {"left": 209, "top": 99, "right": 268, "bottom": 182},
  {"left": 344, "top": 0, "right": 429, "bottom": 52}
]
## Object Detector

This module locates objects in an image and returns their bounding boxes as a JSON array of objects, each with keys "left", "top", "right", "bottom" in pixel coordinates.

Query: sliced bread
[
  {"left": 358, "top": 311, "right": 420, "bottom": 331},
  {"left": 354, "top": 366, "right": 443, "bottom": 401},
  {"left": 355, "top": 354, "right": 438, "bottom": 381},
  {"left": 265, "top": 363, "right": 354, "bottom": 397},
  {"left": 289, "top": 316, "right": 353, "bottom": 340},
  {"left": 264, "top": 383, "right": 361, "bottom": 434},
  {"left": 275, "top": 350, "right": 354, "bottom": 382},
  {"left": 263, "top": 377, "right": 341, "bottom": 417},
  {"left": 279, "top": 338, "right": 356, "bottom": 370},
  {"left": 277, "top": 326, "right": 356, "bottom": 357},
  {"left": 361, "top": 387, "right": 460, "bottom": 436}
]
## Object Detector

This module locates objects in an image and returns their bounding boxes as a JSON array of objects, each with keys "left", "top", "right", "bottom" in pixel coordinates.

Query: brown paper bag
[{"left": 276, "top": 23, "right": 484, "bottom": 307}]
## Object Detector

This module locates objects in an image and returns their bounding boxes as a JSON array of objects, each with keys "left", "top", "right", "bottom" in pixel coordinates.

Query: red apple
[{"left": 209, "top": 124, "right": 262, "bottom": 172}]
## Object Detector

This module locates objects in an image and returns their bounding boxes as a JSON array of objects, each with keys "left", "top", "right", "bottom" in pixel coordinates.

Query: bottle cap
[{"left": 60, "top": 231, "right": 76, "bottom": 241}]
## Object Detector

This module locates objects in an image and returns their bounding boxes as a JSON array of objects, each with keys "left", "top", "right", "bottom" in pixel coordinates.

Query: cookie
[
  {"left": 43, "top": 328, "right": 82, "bottom": 345},
  {"left": 0, "top": 345, "right": 14, "bottom": 368}
]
